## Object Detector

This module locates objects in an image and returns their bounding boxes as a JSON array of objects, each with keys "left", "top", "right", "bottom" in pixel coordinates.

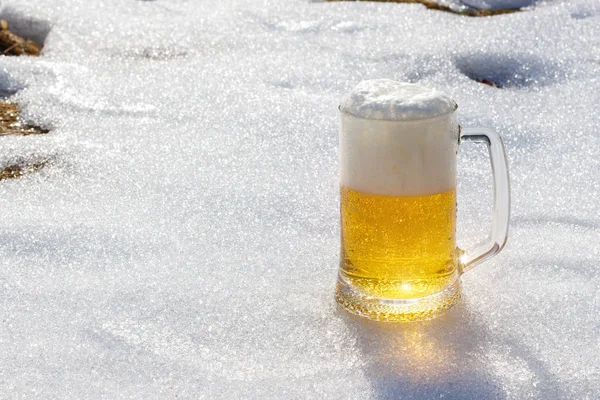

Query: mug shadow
[{"left": 338, "top": 299, "right": 504, "bottom": 400}]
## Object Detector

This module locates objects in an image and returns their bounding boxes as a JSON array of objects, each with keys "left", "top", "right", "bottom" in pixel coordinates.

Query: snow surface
[
  {"left": 461, "top": 0, "right": 536, "bottom": 10},
  {"left": 0, "top": 0, "right": 599, "bottom": 398}
]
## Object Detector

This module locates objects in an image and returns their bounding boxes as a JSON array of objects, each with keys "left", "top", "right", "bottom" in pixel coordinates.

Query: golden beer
[
  {"left": 336, "top": 79, "right": 510, "bottom": 322},
  {"left": 339, "top": 186, "right": 458, "bottom": 300}
]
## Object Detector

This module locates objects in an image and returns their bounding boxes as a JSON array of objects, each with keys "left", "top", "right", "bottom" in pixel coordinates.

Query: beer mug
[{"left": 335, "top": 80, "right": 510, "bottom": 322}]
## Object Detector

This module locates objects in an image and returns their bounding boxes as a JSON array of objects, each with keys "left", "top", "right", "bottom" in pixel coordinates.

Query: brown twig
[{"left": 2, "top": 41, "right": 19, "bottom": 55}]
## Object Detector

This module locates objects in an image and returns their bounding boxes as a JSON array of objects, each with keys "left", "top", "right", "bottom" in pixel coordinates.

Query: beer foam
[
  {"left": 340, "top": 79, "right": 456, "bottom": 121},
  {"left": 340, "top": 80, "right": 459, "bottom": 196}
]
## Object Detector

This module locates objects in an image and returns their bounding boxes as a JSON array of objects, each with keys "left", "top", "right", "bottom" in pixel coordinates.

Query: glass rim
[{"left": 338, "top": 102, "right": 458, "bottom": 123}]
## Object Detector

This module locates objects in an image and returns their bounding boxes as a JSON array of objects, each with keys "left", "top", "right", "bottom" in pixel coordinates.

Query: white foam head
[
  {"left": 339, "top": 80, "right": 459, "bottom": 196},
  {"left": 340, "top": 79, "right": 457, "bottom": 121}
]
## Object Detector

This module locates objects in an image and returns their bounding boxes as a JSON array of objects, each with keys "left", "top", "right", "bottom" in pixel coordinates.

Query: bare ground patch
[
  {"left": 0, "top": 16, "right": 50, "bottom": 181},
  {"left": 0, "top": 19, "right": 41, "bottom": 56},
  {"left": 0, "top": 102, "right": 51, "bottom": 181},
  {"left": 0, "top": 102, "right": 49, "bottom": 136},
  {"left": 0, "top": 159, "right": 48, "bottom": 182}
]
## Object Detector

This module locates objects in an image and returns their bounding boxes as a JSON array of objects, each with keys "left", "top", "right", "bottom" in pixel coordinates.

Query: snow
[
  {"left": 461, "top": 0, "right": 535, "bottom": 9},
  {"left": 0, "top": 0, "right": 599, "bottom": 398}
]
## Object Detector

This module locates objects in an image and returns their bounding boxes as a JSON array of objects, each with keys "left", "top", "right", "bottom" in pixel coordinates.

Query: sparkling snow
[{"left": 0, "top": 0, "right": 598, "bottom": 398}]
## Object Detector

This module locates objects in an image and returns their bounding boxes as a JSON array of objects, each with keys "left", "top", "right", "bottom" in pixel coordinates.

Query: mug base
[{"left": 335, "top": 274, "right": 461, "bottom": 322}]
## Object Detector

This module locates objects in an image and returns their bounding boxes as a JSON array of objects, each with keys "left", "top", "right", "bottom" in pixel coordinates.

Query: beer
[
  {"left": 336, "top": 80, "right": 462, "bottom": 321},
  {"left": 339, "top": 186, "right": 458, "bottom": 300},
  {"left": 335, "top": 79, "right": 510, "bottom": 321}
]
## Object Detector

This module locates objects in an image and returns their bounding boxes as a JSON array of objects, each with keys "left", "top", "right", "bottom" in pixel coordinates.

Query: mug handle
[{"left": 458, "top": 127, "right": 511, "bottom": 273}]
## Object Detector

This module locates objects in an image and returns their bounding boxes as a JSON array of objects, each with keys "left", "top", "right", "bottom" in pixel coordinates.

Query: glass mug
[{"left": 335, "top": 84, "right": 510, "bottom": 322}]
